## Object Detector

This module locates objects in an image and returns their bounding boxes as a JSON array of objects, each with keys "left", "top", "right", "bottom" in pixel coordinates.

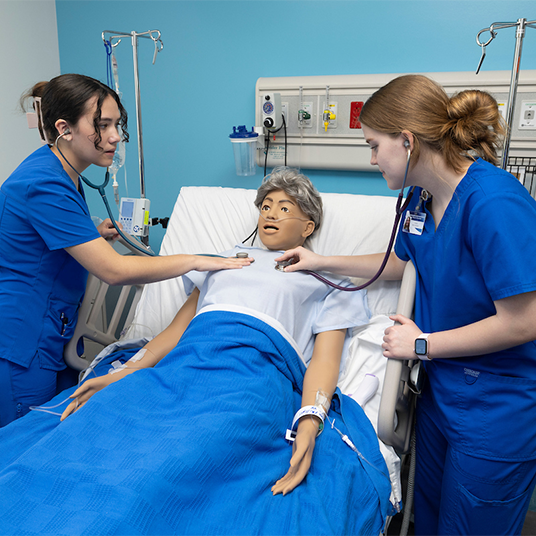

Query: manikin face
[
  {"left": 65, "top": 95, "right": 122, "bottom": 172},
  {"left": 257, "top": 189, "right": 315, "bottom": 251},
  {"left": 362, "top": 125, "right": 410, "bottom": 191}
]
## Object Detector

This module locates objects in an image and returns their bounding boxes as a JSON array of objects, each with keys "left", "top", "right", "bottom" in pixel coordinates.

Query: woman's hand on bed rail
[
  {"left": 382, "top": 314, "right": 421, "bottom": 359},
  {"left": 271, "top": 418, "right": 318, "bottom": 496},
  {"left": 60, "top": 369, "right": 134, "bottom": 421},
  {"left": 97, "top": 218, "right": 122, "bottom": 241}
]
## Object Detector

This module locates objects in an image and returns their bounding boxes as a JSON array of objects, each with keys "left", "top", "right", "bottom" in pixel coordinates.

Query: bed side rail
[
  {"left": 63, "top": 235, "right": 149, "bottom": 371},
  {"left": 377, "top": 260, "right": 417, "bottom": 454}
]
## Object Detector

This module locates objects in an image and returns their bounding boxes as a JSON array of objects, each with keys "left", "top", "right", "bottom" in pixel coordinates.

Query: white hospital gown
[{"left": 183, "top": 245, "right": 371, "bottom": 365}]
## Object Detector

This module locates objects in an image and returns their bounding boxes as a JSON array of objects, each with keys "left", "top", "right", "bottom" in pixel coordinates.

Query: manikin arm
[
  {"left": 272, "top": 328, "right": 346, "bottom": 496},
  {"left": 61, "top": 289, "right": 200, "bottom": 420}
]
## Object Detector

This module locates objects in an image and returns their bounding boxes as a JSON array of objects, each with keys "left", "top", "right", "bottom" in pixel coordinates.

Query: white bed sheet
[{"left": 123, "top": 186, "right": 403, "bottom": 507}]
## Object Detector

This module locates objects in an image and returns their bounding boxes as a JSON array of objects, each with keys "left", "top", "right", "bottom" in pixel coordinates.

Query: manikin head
[{"left": 254, "top": 167, "right": 323, "bottom": 250}]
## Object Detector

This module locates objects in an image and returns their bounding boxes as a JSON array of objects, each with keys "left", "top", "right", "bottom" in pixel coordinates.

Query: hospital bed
[{"left": 64, "top": 185, "right": 418, "bottom": 525}]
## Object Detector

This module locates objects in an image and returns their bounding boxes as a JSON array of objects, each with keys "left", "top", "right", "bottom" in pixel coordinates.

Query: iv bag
[{"left": 109, "top": 139, "right": 126, "bottom": 175}]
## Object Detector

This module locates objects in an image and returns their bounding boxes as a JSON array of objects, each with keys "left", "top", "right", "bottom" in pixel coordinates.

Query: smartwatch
[{"left": 414, "top": 333, "right": 431, "bottom": 361}]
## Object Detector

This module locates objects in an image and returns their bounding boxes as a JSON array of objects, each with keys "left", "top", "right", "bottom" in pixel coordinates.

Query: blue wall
[{"left": 55, "top": 0, "right": 536, "bottom": 250}]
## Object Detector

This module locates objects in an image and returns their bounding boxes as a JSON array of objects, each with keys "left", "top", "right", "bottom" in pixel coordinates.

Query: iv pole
[
  {"left": 475, "top": 18, "right": 536, "bottom": 170},
  {"left": 101, "top": 30, "right": 164, "bottom": 200}
]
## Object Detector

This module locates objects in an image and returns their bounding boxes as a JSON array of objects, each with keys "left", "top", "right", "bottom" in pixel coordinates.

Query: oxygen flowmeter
[
  {"left": 262, "top": 93, "right": 282, "bottom": 131},
  {"left": 119, "top": 197, "right": 151, "bottom": 237}
]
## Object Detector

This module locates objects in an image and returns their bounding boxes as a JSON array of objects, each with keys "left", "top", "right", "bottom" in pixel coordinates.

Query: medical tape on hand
[
  {"left": 108, "top": 348, "right": 149, "bottom": 375},
  {"left": 285, "top": 405, "right": 326, "bottom": 443},
  {"left": 315, "top": 390, "right": 330, "bottom": 414},
  {"left": 109, "top": 360, "right": 127, "bottom": 374}
]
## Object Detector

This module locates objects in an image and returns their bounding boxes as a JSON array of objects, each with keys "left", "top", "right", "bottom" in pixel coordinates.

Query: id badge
[{"left": 402, "top": 210, "right": 427, "bottom": 236}]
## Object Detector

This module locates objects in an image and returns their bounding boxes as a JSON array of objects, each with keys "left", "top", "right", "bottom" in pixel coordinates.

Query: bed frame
[{"left": 63, "top": 236, "right": 149, "bottom": 372}]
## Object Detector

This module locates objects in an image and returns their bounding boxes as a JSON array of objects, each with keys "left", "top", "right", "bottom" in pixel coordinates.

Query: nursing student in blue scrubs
[
  {"left": 0, "top": 74, "right": 251, "bottom": 428},
  {"left": 277, "top": 74, "right": 536, "bottom": 535}
]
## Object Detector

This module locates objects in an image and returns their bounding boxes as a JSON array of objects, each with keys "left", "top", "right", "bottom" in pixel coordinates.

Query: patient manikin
[
  {"left": 0, "top": 168, "right": 391, "bottom": 536},
  {"left": 61, "top": 168, "right": 370, "bottom": 496}
]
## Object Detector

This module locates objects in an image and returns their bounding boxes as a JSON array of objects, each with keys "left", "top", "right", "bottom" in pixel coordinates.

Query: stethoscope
[
  {"left": 274, "top": 144, "right": 417, "bottom": 292},
  {"left": 54, "top": 131, "right": 156, "bottom": 256},
  {"left": 55, "top": 132, "right": 235, "bottom": 261},
  {"left": 56, "top": 130, "right": 417, "bottom": 281}
]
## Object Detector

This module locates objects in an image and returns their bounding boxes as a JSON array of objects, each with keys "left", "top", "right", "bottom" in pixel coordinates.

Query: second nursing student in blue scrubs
[
  {"left": 276, "top": 74, "right": 536, "bottom": 535},
  {"left": 0, "top": 74, "right": 252, "bottom": 427}
]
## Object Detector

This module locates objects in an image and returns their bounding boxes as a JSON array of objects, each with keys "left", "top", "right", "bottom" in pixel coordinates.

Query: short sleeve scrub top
[
  {"left": 395, "top": 158, "right": 536, "bottom": 461},
  {"left": 0, "top": 146, "right": 100, "bottom": 423}
]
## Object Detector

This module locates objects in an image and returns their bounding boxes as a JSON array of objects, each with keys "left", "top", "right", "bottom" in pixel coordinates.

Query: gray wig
[{"left": 254, "top": 167, "right": 323, "bottom": 235}]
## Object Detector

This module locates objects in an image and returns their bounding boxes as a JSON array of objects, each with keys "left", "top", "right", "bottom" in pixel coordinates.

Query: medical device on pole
[{"left": 102, "top": 29, "right": 163, "bottom": 246}]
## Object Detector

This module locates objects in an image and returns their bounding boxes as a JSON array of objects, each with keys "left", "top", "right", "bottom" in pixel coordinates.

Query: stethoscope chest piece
[{"left": 275, "top": 261, "right": 292, "bottom": 272}]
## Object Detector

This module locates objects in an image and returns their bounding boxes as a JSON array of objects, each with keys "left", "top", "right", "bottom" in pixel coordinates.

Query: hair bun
[
  {"left": 19, "top": 81, "right": 48, "bottom": 112},
  {"left": 443, "top": 90, "right": 504, "bottom": 157}
]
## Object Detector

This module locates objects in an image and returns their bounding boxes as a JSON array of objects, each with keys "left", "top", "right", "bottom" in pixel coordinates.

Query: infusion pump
[{"left": 119, "top": 197, "right": 150, "bottom": 237}]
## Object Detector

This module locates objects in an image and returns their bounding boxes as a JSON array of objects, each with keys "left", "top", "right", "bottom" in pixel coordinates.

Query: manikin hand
[
  {"left": 274, "top": 247, "right": 323, "bottom": 273},
  {"left": 272, "top": 417, "right": 319, "bottom": 496},
  {"left": 383, "top": 314, "right": 422, "bottom": 359},
  {"left": 60, "top": 368, "right": 133, "bottom": 421}
]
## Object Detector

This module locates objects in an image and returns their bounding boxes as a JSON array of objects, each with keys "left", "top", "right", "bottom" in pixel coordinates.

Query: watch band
[{"left": 415, "top": 333, "right": 432, "bottom": 361}]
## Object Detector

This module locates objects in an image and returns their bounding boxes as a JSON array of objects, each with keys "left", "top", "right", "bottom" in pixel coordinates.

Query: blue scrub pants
[
  {"left": 414, "top": 390, "right": 536, "bottom": 535},
  {"left": 0, "top": 357, "right": 57, "bottom": 427}
]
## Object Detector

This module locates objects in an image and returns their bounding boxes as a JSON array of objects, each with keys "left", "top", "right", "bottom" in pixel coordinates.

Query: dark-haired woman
[
  {"left": 0, "top": 74, "right": 251, "bottom": 427},
  {"left": 276, "top": 74, "right": 536, "bottom": 535}
]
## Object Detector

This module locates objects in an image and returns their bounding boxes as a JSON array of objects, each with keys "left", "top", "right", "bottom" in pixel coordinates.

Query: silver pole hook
[
  {"left": 149, "top": 30, "right": 164, "bottom": 65},
  {"left": 475, "top": 27, "right": 497, "bottom": 74}
]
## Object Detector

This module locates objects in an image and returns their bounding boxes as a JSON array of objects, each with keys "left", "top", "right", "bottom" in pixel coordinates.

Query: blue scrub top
[
  {"left": 0, "top": 145, "right": 100, "bottom": 371},
  {"left": 395, "top": 159, "right": 536, "bottom": 460},
  {"left": 395, "top": 158, "right": 536, "bottom": 377}
]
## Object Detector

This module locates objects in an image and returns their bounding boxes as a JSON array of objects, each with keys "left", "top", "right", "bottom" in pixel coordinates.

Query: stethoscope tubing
[
  {"left": 55, "top": 132, "right": 414, "bottom": 279},
  {"left": 303, "top": 149, "right": 415, "bottom": 292}
]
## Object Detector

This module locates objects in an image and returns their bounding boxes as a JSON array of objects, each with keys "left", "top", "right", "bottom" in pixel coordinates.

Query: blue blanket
[{"left": 0, "top": 311, "right": 391, "bottom": 535}]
